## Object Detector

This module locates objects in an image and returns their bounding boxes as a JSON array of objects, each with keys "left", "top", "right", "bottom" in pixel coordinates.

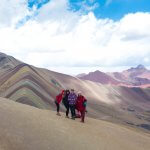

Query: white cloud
[
  {"left": 79, "top": 1, "right": 99, "bottom": 12},
  {"left": 35, "top": 0, "right": 70, "bottom": 22},
  {"left": 0, "top": 0, "right": 150, "bottom": 75},
  {"left": 0, "top": 0, "right": 29, "bottom": 27}
]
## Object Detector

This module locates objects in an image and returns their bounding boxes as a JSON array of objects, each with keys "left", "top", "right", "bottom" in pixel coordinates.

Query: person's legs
[
  {"left": 64, "top": 103, "right": 67, "bottom": 116},
  {"left": 55, "top": 101, "right": 60, "bottom": 116},
  {"left": 81, "top": 110, "right": 85, "bottom": 123},
  {"left": 64, "top": 103, "right": 69, "bottom": 117},
  {"left": 69, "top": 105, "right": 75, "bottom": 119},
  {"left": 66, "top": 105, "right": 69, "bottom": 117},
  {"left": 76, "top": 110, "right": 81, "bottom": 118},
  {"left": 72, "top": 105, "right": 76, "bottom": 119},
  {"left": 74, "top": 105, "right": 76, "bottom": 117}
]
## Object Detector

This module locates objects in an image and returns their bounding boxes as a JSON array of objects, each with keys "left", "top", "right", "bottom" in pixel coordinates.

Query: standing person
[
  {"left": 62, "top": 90, "right": 70, "bottom": 118},
  {"left": 55, "top": 90, "right": 65, "bottom": 116},
  {"left": 76, "top": 92, "right": 87, "bottom": 123},
  {"left": 68, "top": 89, "right": 77, "bottom": 120}
]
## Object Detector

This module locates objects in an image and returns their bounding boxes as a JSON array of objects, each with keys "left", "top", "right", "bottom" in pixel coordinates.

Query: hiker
[
  {"left": 76, "top": 92, "right": 87, "bottom": 123},
  {"left": 62, "top": 90, "right": 70, "bottom": 118},
  {"left": 55, "top": 90, "right": 65, "bottom": 116},
  {"left": 68, "top": 89, "right": 77, "bottom": 120}
]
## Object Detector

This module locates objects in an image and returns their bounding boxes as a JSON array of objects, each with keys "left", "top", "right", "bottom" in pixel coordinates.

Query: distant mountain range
[{"left": 77, "top": 64, "right": 150, "bottom": 88}]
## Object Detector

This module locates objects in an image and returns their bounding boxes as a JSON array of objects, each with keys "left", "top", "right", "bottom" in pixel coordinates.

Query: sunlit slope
[
  {"left": 35, "top": 68, "right": 150, "bottom": 132},
  {"left": 0, "top": 98, "right": 150, "bottom": 150},
  {"left": 37, "top": 67, "right": 150, "bottom": 107}
]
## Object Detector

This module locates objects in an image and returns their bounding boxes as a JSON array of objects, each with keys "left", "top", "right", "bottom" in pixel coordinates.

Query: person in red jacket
[
  {"left": 55, "top": 90, "right": 65, "bottom": 116},
  {"left": 76, "top": 92, "right": 87, "bottom": 123}
]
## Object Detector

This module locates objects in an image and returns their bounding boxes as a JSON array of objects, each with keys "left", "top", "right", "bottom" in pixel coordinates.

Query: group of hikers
[{"left": 55, "top": 89, "right": 87, "bottom": 123}]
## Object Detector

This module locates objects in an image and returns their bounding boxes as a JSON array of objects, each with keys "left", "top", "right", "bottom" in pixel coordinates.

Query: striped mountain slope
[{"left": 0, "top": 63, "right": 62, "bottom": 109}]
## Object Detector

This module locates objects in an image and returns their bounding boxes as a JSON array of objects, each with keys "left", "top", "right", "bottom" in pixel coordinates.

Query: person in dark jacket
[
  {"left": 62, "top": 90, "right": 70, "bottom": 118},
  {"left": 68, "top": 89, "right": 77, "bottom": 120},
  {"left": 55, "top": 90, "right": 65, "bottom": 116},
  {"left": 76, "top": 92, "right": 87, "bottom": 123}
]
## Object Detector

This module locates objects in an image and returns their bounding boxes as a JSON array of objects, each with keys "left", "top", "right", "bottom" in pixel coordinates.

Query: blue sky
[
  {"left": 28, "top": 0, "right": 150, "bottom": 20},
  {"left": 28, "top": 0, "right": 50, "bottom": 9},
  {"left": 0, "top": 0, "right": 150, "bottom": 75}
]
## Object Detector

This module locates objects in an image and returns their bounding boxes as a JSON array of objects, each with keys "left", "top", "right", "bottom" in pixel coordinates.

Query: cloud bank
[{"left": 0, "top": 0, "right": 150, "bottom": 75}]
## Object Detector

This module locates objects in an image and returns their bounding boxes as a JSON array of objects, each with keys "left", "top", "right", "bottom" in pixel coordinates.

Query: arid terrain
[
  {"left": 0, "top": 98, "right": 150, "bottom": 150},
  {"left": 0, "top": 52, "right": 150, "bottom": 135}
]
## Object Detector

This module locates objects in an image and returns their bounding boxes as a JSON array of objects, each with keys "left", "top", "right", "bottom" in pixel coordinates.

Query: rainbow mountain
[{"left": 0, "top": 52, "right": 150, "bottom": 132}]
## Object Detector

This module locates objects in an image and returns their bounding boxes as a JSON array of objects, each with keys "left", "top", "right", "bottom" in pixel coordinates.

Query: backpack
[{"left": 83, "top": 100, "right": 87, "bottom": 107}]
